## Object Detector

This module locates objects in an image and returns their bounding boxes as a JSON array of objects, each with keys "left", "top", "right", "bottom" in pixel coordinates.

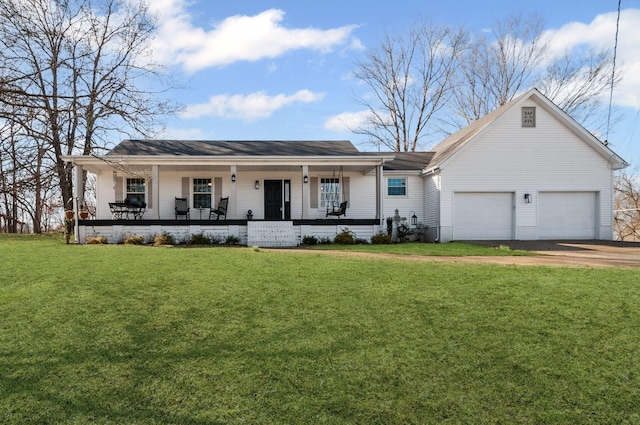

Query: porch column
[
  {"left": 230, "top": 165, "right": 237, "bottom": 219},
  {"left": 73, "top": 163, "right": 83, "bottom": 243},
  {"left": 302, "top": 165, "right": 309, "bottom": 219},
  {"left": 152, "top": 165, "right": 159, "bottom": 219},
  {"left": 376, "top": 163, "right": 384, "bottom": 222}
]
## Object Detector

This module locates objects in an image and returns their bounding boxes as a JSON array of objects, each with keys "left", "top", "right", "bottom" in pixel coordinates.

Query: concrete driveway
[{"left": 468, "top": 240, "right": 640, "bottom": 268}]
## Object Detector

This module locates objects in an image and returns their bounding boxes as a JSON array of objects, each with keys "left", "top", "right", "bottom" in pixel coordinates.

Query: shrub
[
  {"left": 333, "top": 229, "right": 355, "bottom": 245},
  {"left": 154, "top": 232, "right": 175, "bottom": 246},
  {"left": 318, "top": 237, "right": 333, "bottom": 245},
  {"left": 124, "top": 235, "right": 145, "bottom": 245},
  {"left": 189, "top": 232, "right": 211, "bottom": 245},
  {"left": 301, "top": 235, "right": 318, "bottom": 245},
  {"left": 225, "top": 235, "right": 241, "bottom": 245},
  {"left": 371, "top": 232, "right": 392, "bottom": 244},
  {"left": 86, "top": 235, "right": 108, "bottom": 244}
]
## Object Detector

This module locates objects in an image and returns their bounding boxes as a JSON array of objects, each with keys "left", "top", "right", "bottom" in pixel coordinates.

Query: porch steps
[{"left": 247, "top": 221, "right": 298, "bottom": 247}]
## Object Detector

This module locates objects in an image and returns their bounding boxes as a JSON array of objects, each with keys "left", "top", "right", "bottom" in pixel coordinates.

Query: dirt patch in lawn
[{"left": 284, "top": 241, "right": 640, "bottom": 268}]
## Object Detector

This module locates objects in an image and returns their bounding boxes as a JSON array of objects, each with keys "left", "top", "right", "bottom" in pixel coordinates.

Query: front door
[{"left": 264, "top": 180, "right": 282, "bottom": 220}]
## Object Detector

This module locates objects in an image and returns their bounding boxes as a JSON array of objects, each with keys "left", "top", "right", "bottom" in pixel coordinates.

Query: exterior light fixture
[
  {"left": 410, "top": 210, "right": 418, "bottom": 226},
  {"left": 231, "top": 174, "right": 236, "bottom": 182},
  {"left": 255, "top": 180, "right": 260, "bottom": 190},
  {"left": 524, "top": 193, "right": 532, "bottom": 203},
  {"left": 303, "top": 175, "right": 309, "bottom": 184}
]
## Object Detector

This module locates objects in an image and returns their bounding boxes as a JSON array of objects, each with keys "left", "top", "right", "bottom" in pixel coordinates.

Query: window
[
  {"left": 126, "top": 178, "right": 145, "bottom": 204},
  {"left": 387, "top": 177, "right": 407, "bottom": 196},
  {"left": 522, "top": 107, "right": 536, "bottom": 127},
  {"left": 320, "top": 178, "right": 340, "bottom": 208},
  {"left": 193, "top": 178, "right": 212, "bottom": 208}
]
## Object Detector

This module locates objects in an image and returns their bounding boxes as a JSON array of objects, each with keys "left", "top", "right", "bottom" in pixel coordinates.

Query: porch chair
[
  {"left": 175, "top": 197, "right": 190, "bottom": 220},
  {"left": 209, "top": 196, "right": 229, "bottom": 220},
  {"left": 326, "top": 201, "right": 348, "bottom": 218}
]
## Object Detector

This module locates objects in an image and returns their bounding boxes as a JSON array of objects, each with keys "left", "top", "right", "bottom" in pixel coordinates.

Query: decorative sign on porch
[{"left": 247, "top": 221, "right": 298, "bottom": 247}]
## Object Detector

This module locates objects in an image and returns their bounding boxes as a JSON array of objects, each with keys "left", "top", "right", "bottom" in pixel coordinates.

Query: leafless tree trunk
[
  {"left": 352, "top": 21, "right": 467, "bottom": 151},
  {"left": 614, "top": 169, "right": 640, "bottom": 241},
  {"left": 0, "top": 0, "right": 176, "bottom": 231}
]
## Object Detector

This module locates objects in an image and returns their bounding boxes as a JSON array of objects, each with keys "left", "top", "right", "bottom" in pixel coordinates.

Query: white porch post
[
  {"left": 302, "top": 165, "right": 309, "bottom": 219},
  {"left": 376, "top": 162, "right": 384, "bottom": 222},
  {"left": 73, "top": 163, "right": 83, "bottom": 242},
  {"left": 152, "top": 165, "right": 159, "bottom": 219},
  {"left": 230, "top": 165, "right": 237, "bottom": 219}
]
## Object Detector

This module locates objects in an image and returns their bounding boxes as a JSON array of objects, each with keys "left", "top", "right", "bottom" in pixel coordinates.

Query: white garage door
[
  {"left": 538, "top": 192, "right": 596, "bottom": 239},
  {"left": 454, "top": 192, "right": 514, "bottom": 240}
]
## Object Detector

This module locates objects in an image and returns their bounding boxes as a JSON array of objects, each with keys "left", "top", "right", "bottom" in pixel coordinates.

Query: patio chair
[
  {"left": 326, "top": 201, "right": 347, "bottom": 218},
  {"left": 209, "top": 197, "right": 229, "bottom": 220},
  {"left": 175, "top": 197, "right": 190, "bottom": 220}
]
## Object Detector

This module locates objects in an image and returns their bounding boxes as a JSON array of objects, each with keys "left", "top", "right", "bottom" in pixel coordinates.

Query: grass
[
  {"left": 309, "top": 241, "right": 534, "bottom": 256},
  {"left": 1, "top": 235, "right": 639, "bottom": 424}
]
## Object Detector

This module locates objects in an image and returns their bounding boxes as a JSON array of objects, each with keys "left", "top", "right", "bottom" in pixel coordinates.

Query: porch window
[
  {"left": 193, "top": 178, "right": 212, "bottom": 208},
  {"left": 320, "top": 178, "right": 340, "bottom": 208},
  {"left": 126, "top": 178, "right": 145, "bottom": 204},
  {"left": 387, "top": 177, "right": 407, "bottom": 196}
]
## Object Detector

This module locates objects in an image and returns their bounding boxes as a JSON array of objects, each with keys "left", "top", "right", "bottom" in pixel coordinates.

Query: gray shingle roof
[{"left": 107, "top": 140, "right": 361, "bottom": 156}]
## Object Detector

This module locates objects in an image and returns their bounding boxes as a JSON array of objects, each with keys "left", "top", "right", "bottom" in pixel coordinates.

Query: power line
[{"left": 606, "top": 0, "right": 622, "bottom": 143}]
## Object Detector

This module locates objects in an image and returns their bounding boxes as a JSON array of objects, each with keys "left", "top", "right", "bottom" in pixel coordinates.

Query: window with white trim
[
  {"left": 387, "top": 177, "right": 407, "bottom": 196},
  {"left": 193, "top": 178, "right": 212, "bottom": 208},
  {"left": 126, "top": 178, "right": 145, "bottom": 204},
  {"left": 320, "top": 178, "right": 340, "bottom": 208}
]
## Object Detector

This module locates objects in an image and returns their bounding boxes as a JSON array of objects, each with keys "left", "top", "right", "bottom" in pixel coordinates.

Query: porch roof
[
  {"left": 107, "top": 139, "right": 363, "bottom": 156},
  {"left": 64, "top": 139, "right": 401, "bottom": 174}
]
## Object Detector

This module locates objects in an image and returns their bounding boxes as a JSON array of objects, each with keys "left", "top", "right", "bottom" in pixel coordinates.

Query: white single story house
[{"left": 64, "top": 88, "right": 627, "bottom": 245}]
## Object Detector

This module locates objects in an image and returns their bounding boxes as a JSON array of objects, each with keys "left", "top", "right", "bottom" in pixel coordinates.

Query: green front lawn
[{"left": 1, "top": 235, "right": 639, "bottom": 424}]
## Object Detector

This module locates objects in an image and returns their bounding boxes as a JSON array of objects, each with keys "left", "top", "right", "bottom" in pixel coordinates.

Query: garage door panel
[
  {"left": 538, "top": 192, "right": 596, "bottom": 239},
  {"left": 454, "top": 192, "right": 513, "bottom": 240}
]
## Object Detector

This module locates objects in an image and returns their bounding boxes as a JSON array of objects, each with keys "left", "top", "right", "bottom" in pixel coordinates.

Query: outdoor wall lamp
[
  {"left": 410, "top": 210, "right": 418, "bottom": 226},
  {"left": 524, "top": 193, "right": 532, "bottom": 203},
  {"left": 231, "top": 174, "right": 236, "bottom": 182},
  {"left": 255, "top": 180, "right": 260, "bottom": 190},
  {"left": 303, "top": 175, "right": 309, "bottom": 184}
]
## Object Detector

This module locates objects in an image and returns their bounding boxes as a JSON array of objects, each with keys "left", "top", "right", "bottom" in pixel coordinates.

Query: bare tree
[
  {"left": 450, "top": 13, "right": 619, "bottom": 134},
  {"left": 614, "top": 169, "right": 640, "bottom": 241},
  {"left": 352, "top": 21, "right": 468, "bottom": 152},
  {"left": 451, "top": 14, "right": 548, "bottom": 126},
  {"left": 535, "top": 49, "right": 622, "bottom": 137},
  {"left": 0, "top": 0, "right": 176, "bottom": 231}
]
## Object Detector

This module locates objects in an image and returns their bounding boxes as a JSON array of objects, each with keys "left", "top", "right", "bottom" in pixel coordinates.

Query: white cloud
[
  {"left": 324, "top": 110, "right": 372, "bottom": 132},
  {"left": 542, "top": 8, "right": 640, "bottom": 109},
  {"left": 180, "top": 89, "right": 325, "bottom": 121},
  {"left": 156, "top": 127, "right": 208, "bottom": 140},
  {"left": 149, "top": 1, "right": 361, "bottom": 72}
]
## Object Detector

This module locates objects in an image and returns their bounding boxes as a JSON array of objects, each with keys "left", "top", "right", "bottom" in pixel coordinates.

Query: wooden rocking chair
[
  {"left": 209, "top": 197, "right": 229, "bottom": 220},
  {"left": 326, "top": 201, "right": 347, "bottom": 218}
]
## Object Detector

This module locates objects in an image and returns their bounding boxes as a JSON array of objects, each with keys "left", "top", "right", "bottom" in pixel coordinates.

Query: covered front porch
[{"left": 65, "top": 140, "right": 396, "bottom": 245}]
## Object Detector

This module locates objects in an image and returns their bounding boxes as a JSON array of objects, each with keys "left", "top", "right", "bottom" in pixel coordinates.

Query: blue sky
[{"left": 145, "top": 0, "right": 640, "bottom": 165}]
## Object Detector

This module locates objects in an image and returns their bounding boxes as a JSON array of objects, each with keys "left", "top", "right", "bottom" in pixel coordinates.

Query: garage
[
  {"left": 454, "top": 192, "right": 514, "bottom": 240},
  {"left": 538, "top": 192, "right": 597, "bottom": 239}
]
